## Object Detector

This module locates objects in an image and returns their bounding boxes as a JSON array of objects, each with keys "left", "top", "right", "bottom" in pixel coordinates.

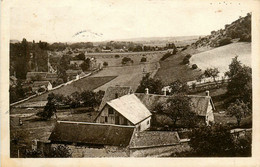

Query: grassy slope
[
  {"left": 154, "top": 52, "right": 202, "bottom": 85},
  {"left": 190, "top": 42, "right": 251, "bottom": 73}
]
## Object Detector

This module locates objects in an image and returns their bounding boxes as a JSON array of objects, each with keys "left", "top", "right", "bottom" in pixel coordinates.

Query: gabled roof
[
  {"left": 135, "top": 93, "right": 215, "bottom": 116},
  {"left": 106, "top": 94, "right": 152, "bottom": 125},
  {"left": 49, "top": 121, "right": 135, "bottom": 147},
  {"left": 130, "top": 131, "right": 180, "bottom": 148},
  {"left": 98, "top": 86, "right": 133, "bottom": 111},
  {"left": 32, "top": 81, "right": 51, "bottom": 87},
  {"left": 26, "top": 72, "right": 47, "bottom": 79}
]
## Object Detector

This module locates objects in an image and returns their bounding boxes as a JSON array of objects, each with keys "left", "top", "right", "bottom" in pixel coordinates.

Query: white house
[{"left": 95, "top": 94, "right": 152, "bottom": 132}]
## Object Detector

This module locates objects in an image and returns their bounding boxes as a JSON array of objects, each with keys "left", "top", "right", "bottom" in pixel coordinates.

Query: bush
[
  {"left": 115, "top": 55, "right": 120, "bottom": 58},
  {"left": 218, "top": 37, "right": 232, "bottom": 46},
  {"left": 182, "top": 54, "right": 192, "bottom": 65},
  {"left": 122, "top": 57, "right": 133, "bottom": 64},
  {"left": 160, "top": 52, "right": 172, "bottom": 61},
  {"left": 103, "top": 62, "right": 108, "bottom": 67},
  {"left": 140, "top": 57, "right": 147, "bottom": 62},
  {"left": 192, "top": 64, "right": 198, "bottom": 69}
]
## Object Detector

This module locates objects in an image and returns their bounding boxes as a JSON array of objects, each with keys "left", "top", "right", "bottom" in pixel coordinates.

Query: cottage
[
  {"left": 32, "top": 81, "right": 52, "bottom": 92},
  {"left": 95, "top": 94, "right": 152, "bottom": 132},
  {"left": 135, "top": 91, "right": 215, "bottom": 126}
]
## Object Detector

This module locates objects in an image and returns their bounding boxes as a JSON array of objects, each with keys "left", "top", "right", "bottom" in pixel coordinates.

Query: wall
[
  {"left": 206, "top": 101, "right": 214, "bottom": 125},
  {"left": 130, "top": 142, "right": 190, "bottom": 157},
  {"left": 136, "top": 116, "right": 151, "bottom": 132}
]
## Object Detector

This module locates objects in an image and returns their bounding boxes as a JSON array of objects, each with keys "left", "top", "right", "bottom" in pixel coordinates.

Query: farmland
[{"left": 190, "top": 42, "right": 251, "bottom": 74}]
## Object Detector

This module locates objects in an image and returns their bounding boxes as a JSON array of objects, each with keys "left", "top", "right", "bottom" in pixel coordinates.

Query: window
[
  {"left": 115, "top": 93, "right": 119, "bottom": 98},
  {"left": 137, "top": 125, "right": 141, "bottom": 131},
  {"left": 105, "top": 116, "right": 108, "bottom": 123},
  {"left": 147, "top": 120, "right": 149, "bottom": 125},
  {"left": 108, "top": 107, "right": 114, "bottom": 114}
]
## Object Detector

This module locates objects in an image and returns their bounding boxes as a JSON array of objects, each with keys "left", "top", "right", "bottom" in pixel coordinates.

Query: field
[
  {"left": 154, "top": 52, "right": 202, "bottom": 85},
  {"left": 92, "top": 51, "right": 165, "bottom": 91},
  {"left": 15, "top": 76, "right": 116, "bottom": 107},
  {"left": 190, "top": 42, "right": 251, "bottom": 74}
]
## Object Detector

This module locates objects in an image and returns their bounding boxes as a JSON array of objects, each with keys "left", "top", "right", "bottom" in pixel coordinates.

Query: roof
[
  {"left": 33, "top": 81, "right": 51, "bottom": 87},
  {"left": 26, "top": 72, "right": 47, "bottom": 79},
  {"left": 130, "top": 131, "right": 180, "bottom": 148},
  {"left": 106, "top": 94, "right": 152, "bottom": 125},
  {"left": 45, "top": 73, "right": 58, "bottom": 78},
  {"left": 135, "top": 93, "right": 215, "bottom": 116},
  {"left": 98, "top": 86, "right": 133, "bottom": 111},
  {"left": 49, "top": 121, "right": 135, "bottom": 147}
]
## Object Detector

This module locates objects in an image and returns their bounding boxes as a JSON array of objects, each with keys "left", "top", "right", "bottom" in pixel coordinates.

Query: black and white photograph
[{"left": 1, "top": 0, "right": 260, "bottom": 166}]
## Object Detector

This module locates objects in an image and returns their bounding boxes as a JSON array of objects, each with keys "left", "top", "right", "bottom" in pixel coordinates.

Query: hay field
[{"left": 190, "top": 42, "right": 251, "bottom": 74}]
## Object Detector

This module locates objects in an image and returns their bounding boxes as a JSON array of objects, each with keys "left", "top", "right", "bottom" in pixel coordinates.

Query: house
[
  {"left": 32, "top": 81, "right": 52, "bottom": 92},
  {"left": 48, "top": 121, "right": 135, "bottom": 157},
  {"left": 95, "top": 94, "right": 152, "bottom": 132},
  {"left": 70, "top": 60, "right": 84, "bottom": 67},
  {"left": 98, "top": 86, "right": 133, "bottom": 111},
  {"left": 135, "top": 91, "right": 215, "bottom": 126}
]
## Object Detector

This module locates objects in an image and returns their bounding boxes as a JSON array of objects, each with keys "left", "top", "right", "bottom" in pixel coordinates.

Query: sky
[{"left": 10, "top": 0, "right": 251, "bottom": 43}]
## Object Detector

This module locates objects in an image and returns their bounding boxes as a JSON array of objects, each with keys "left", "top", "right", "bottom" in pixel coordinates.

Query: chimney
[
  {"left": 205, "top": 90, "right": 209, "bottom": 96},
  {"left": 163, "top": 88, "right": 167, "bottom": 96},
  {"left": 145, "top": 88, "right": 149, "bottom": 95}
]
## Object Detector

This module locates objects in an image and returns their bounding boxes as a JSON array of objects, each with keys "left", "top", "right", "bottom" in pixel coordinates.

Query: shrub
[
  {"left": 160, "top": 52, "right": 172, "bottom": 61},
  {"left": 122, "top": 57, "right": 133, "bottom": 64},
  {"left": 140, "top": 57, "right": 147, "bottom": 62},
  {"left": 103, "top": 62, "right": 108, "bottom": 67},
  {"left": 182, "top": 54, "right": 192, "bottom": 65},
  {"left": 115, "top": 55, "right": 120, "bottom": 58},
  {"left": 218, "top": 37, "right": 232, "bottom": 46},
  {"left": 192, "top": 64, "right": 198, "bottom": 69}
]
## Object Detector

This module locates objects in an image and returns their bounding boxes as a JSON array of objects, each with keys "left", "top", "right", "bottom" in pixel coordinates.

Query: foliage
[
  {"left": 115, "top": 54, "right": 120, "bottom": 58},
  {"left": 75, "top": 53, "right": 85, "bottom": 60},
  {"left": 218, "top": 37, "right": 232, "bottom": 46},
  {"left": 45, "top": 145, "right": 72, "bottom": 158},
  {"left": 204, "top": 67, "right": 219, "bottom": 82},
  {"left": 163, "top": 94, "right": 197, "bottom": 127},
  {"left": 225, "top": 56, "right": 252, "bottom": 107},
  {"left": 160, "top": 52, "right": 172, "bottom": 61},
  {"left": 36, "top": 93, "right": 57, "bottom": 120},
  {"left": 192, "top": 64, "right": 198, "bottom": 69},
  {"left": 122, "top": 57, "right": 133, "bottom": 65},
  {"left": 169, "top": 80, "right": 189, "bottom": 95},
  {"left": 80, "top": 58, "right": 91, "bottom": 71},
  {"left": 136, "top": 73, "right": 163, "bottom": 94},
  {"left": 103, "top": 61, "right": 108, "bottom": 67},
  {"left": 57, "top": 55, "right": 70, "bottom": 82},
  {"left": 140, "top": 57, "right": 147, "bottom": 62},
  {"left": 227, "top": 99, "right": 251, "bottom": 126},
  {"left": 182, "top": 54, "right": 192, "bottom": 65}
]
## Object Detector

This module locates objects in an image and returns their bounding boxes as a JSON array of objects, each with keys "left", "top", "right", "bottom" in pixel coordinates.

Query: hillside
[{"left": 190, "top": 42, "right": 251, "bottom": 74}]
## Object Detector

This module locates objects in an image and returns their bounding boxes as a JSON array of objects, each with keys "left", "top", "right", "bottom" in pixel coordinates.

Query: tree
[
  {"left": 189, "top": 125, "right": 236, "bottom": 157},
  {"left": 36, "top": 93, "right": 57, "bottom": 120},
  {"left": 169, "top": 80, "right": 189, "bottom": 95},
  {"left": 80, "top": 58, "right": 91, "bottom": 71},
  {"left": 76, "top": 53, "right": 85, "bottom": 60},
  {"left": 136, "top": 73, "right": 163, "bottom": 94},
  {"left": 140, "top": 57, "right": 147, "bottom": 62},
  {"left": 227, "top": 100, "right": 251, "bottom": 126},
  {"left": 162, "top": 94, "right": 197, "bottom": 127},
  {"left": 225, "top": 56, "right": 252, "bottom": 107},
  {"left": 103, "top": 61, "right": 108, "bottom": 67},
  {"left": 204, "top": 67, "right": 220, "bottom": 82}
]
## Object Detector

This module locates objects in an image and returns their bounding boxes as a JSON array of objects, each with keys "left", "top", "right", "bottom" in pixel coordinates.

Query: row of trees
[{"left": 37, "top": 90, "right": 105, "bottom": 120}]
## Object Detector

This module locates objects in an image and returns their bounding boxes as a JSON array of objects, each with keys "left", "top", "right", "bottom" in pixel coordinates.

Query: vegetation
[
  {"left": 36, "top": 93, "right": 57, "bottom": 120},
  {"left": 204, "top": 67, "right": 220, "bottom": 82},
  {"left": 80, "top": 58, "right": 91, "bottom": 71},
  {"left": 225, "top": 56, "right": 252, "bottom": 108},
  {"left": 140, "top": 57, "right": 147, "bottom": 62},
  {"left": 160, "top": 52, "right": 173, "bottom": 61},
  {"left": 218, "top": 37, "right": 232, "bottom": 46},
  {"left": 25, "top": 145, "right": 71, "bottom": 158},
  {"left": 188, "top": 125, "right": 251, "bottom": 157},
  {"left": 169, "top": 80, "right": 189, "bottom": 95},
  {"left": 227, "top": 100, "right": 251, "bottom": 126},
  {"left": 115, "top": 54, "right": 120, "bottom": 58},
  {"left": 182, "top": 54, "right": 192, "bottom": 65},
  {"left": 103, "top": 61, "right": 108, "bottom": 67},
  {"left": 136, "top": 73, "right": 163, "bottom": 94},
  {"left": 191, "top": 64, "right": 198, "bottom": 69},
  {"left": 122, "top": 57, "right": 133, "bottom": 65}
]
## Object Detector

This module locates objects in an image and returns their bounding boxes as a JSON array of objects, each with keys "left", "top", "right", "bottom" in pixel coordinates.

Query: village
[{"left": 8, "top": 11, "right": 252, "bottom": 158}]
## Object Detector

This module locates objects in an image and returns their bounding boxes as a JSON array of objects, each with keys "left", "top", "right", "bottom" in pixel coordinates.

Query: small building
[
  {"left": 32, "top": 81, "right": 52, "bottom": 92},
  {"left": 95, "top": 94, "right": 152, "bottom": 132}
]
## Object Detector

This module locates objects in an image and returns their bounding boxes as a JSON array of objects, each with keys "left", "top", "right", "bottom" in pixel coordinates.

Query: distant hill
[{"left": 191, "top": 13, "right": 251, "bottom": 48}]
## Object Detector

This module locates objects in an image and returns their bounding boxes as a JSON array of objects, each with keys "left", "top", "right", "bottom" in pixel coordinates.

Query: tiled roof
[
  {"left": 49, "top": 121, "right": 135, "bottom": 147},
  {"left": 107, "top": 94, "right": 152, "bottom": 125},
  {"left": 130, "top": 131, "right": 180, "bottom": 148},
  {"left": 135, "top": 93, "right": 215, "bottom": 116}
]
